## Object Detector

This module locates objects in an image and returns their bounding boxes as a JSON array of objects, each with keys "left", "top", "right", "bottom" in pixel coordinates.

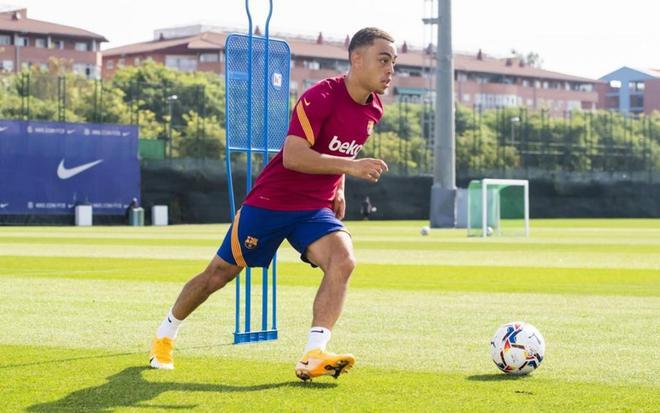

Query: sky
[{"left": 6, "top": 0, "right": 660, "bottom": 79}]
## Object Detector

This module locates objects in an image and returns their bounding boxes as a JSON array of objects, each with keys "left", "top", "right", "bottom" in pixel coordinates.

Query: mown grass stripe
[{"left": 1, "top": 255, "right": 658, "bottom": 296}]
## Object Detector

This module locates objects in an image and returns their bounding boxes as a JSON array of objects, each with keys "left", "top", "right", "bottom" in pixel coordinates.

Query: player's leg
[
  {"left": 296, "top": 231, "right": 357, "bottom": 380},
  {"left": 172, "top": 255, "right": 243, "bottom": 320},
  {"left": 305, "top": 230, "right": 355, "bottom": 332},
  {"left": 150, "top": 205, "right": 287, "bottom": 370},
  {"left": 150, "top": 255, "right": 242, "bottom": 369},
  {"left": 287, "top": 211, "right": 357, "bottom": 380}
]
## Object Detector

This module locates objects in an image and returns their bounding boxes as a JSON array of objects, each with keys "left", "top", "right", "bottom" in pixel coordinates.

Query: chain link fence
[{"left": 1, "top": 72, "right": 659, "bottom": 182}]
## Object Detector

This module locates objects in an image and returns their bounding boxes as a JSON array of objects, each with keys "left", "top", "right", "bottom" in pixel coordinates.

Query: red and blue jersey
[{"left": 243, "top": 76, "right": 383, "bottom": 211}]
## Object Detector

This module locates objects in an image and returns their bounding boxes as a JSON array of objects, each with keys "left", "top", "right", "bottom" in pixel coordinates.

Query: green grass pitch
[{"left": 1, "top": 219, "right": 658, "bottom": 412}]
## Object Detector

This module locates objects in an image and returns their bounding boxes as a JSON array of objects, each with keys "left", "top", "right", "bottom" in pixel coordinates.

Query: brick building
[
  {"left": 0, "top": 6, "right": 106, "bottom": 78},
  {"left": 102, "top": 25, "right": 601, "bottom": 113},
  {"left": 597, "top": 66, "right": 660, "bottom": 115}
]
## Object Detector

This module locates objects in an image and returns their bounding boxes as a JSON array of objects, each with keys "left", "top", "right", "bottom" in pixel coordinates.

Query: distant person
[
  {"left": 148, "top": 27, "right": 394, "bottom": 381},
  {"left": 126, "top": 198, "right": 140, "bottom": 222},
  {"left": 360, "top": 196, "right": 373, "bottom": 220}
]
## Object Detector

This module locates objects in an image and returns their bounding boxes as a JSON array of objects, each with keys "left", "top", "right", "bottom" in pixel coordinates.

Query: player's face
[{"left": 356, "top": 39, "right": 397, "bottom": 94}]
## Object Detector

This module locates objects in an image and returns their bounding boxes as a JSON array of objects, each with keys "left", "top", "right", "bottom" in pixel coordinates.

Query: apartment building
[
  {"left": 102, "top": 25, "right": 601, "bottom": 113},
  {"left": 597, "top": 66, "right": 660, "bottom": 115},
  {"left": 0, "top": 6, "right": 106, "bottom": 78}
]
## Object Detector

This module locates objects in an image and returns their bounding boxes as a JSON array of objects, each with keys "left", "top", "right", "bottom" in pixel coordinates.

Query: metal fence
[{"left": 2, "top": 73, "right": 659, "bottom": 182}]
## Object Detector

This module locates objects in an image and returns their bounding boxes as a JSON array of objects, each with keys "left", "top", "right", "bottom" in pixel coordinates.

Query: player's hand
[
  {"left": 350, "top": 158, "right": 389, "bottom": 182},
  {"left": 333, "top": 189, "right": 346, "bottom": 220}
]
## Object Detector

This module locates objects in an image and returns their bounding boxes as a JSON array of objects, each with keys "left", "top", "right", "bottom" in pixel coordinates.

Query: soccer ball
[
  {"left": 486, "top": 226, "right": 494, "bottom": 236},
  {"left": 420, "top": 226, "right": 430, "bottom": 236},
  {"left": 490, "top": 321, "right": 545, "bottom": 375}
]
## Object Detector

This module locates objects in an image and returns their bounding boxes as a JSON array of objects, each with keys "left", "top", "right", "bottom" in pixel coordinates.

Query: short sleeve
[{"left": 287, "top": 81, "right": 335, "bottom": 146}]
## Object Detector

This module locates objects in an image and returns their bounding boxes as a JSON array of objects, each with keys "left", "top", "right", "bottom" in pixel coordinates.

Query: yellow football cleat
[
  {"left": 149, "top": 337, "right": 174, "bottom": 370},
  {"left": 295, "top": 348, "right": 356, "bottom": 381}
]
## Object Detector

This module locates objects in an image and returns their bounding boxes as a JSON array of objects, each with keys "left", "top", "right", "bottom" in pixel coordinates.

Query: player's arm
[
  {"left": 282, "top": 135, "right": 388, "bottom": 183},
  {"left": 333, "top": 175, "right": 346, "bottom": 219}
]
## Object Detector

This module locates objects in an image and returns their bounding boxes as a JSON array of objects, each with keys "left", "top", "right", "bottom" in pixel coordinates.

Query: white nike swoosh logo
[
  {"left": 0, "top": 203, "right": 8, "bottom": 208},
  {"left": 67, "top": 129, "right": 76, "bottom": 134},
  {"left": 57, "top": 159, "right": 103, "bottom": 180},
  {"left": 0, "top": 127, "right": 8, "bottom": 133}
]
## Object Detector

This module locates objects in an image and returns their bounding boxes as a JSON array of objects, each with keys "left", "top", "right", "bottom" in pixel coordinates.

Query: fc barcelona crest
[
  {"left": 244, "top": 236, "right": 259, "bottom": 249},
  {"left": 367, "top": 120, "right": 374, "bottom": 136}
]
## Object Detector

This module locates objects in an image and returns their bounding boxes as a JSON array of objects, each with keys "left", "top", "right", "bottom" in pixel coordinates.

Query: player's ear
[{"left": 350, "top": 48, "right": 364, "bottom": 68}]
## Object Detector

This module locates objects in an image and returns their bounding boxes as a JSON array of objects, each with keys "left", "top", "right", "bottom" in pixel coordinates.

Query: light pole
[
  {"left": 425, "top": 0, "right": 456, "bottom": 227},
  {"left": 510, "top": 116, "right": 520, "bottom": 144},
  {"left": 166, "top": 95, "right": 178, "bottom": 159}
]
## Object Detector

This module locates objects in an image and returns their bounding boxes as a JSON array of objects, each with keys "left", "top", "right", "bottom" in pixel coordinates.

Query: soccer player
[{"left": 149, "top": 27, "right": 396, "bottom": 381}]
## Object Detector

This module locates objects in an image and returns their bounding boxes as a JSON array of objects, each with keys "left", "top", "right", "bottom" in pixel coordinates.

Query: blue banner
[{"left": 0, "top": 119, "right": 140, "bottom": 215}]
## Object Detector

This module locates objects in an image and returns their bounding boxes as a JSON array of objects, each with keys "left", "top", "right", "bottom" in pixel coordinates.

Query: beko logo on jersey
[{"left": 328, "top": 136, "right": 363, "bottom": 156}]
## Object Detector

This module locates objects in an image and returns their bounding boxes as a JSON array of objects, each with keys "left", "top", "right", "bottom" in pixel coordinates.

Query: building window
[
  {"left": 567, "top": 101, "right": 581, "bottom": 110},
  {"left": 165, "top": 55, "right": 197, "bottom": 72},
  {"left": 74, "top": 42, "right": 88, "bottom": 51},
  {"left": 629, "top": 81, "right": 645, "bottom": 92},
  {"left": 134, "top": 57, "right": 141, "bottom": 65},
  {"left": 15, "top": 36, "right": 28, "bottom": 47},
  {"left": 606, "top": 95, "right": 619, "bottom": 108},
  {"left": 303, "top": 60, "right": 320, "bottom": 70},
  {"left": 199, "top": 53, "right": 219, "bottom": 63},
  {"left": 609, "top": 80, "right": 621, "bottom": 89},
  {"left": 118, "top": 58, "right": 125, "bottom": 67},
  {"left": 0, "top": 35, "right": 10, "bottom": 45},
  {"left": 53, "top": 40, "right": 65, "bottom": 49},
  {"left": 73, "top": 63, "right": 96, "bottom": 79},
  {"left": 1, "top": 60, "right": 14, "bottom": 72},
  {"left": 106, "top": 59, "right": 114, "bottom": 69},
  {"left": 630, "top": 95, "right": 644, "bottom": 108},
  {"left": 303, "top": 79, "right": 318, "bottom": 89},
  {"left": 335, "top": 62, "right": 349, "bottom": 72}
]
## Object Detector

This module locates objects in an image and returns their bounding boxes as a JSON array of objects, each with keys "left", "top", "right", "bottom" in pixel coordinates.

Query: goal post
[{"left": 467, "top": 179, "right": 529, "bottom": 238}]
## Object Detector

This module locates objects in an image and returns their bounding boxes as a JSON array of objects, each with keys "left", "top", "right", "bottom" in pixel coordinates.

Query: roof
[
  {"left": 631, "top": 67, "right": 660, "bottom": 79},
  {"left": 600, "top": 66, "right": 660, "bottom": 82},
  {"left": 103, "top": 32, "right": 227, "bottom": 55},
  {"left": 0, "top": 9, "right": 107, "bottom": 41},
  {"left": 103, "top": 29, "right": 598, "bottom": 83},
  {"left": 453, "top": 53, "right": 599, "bottom": 83}
]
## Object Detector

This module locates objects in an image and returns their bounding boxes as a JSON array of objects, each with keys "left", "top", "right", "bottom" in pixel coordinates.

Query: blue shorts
[{"left": 217, "top": 204, "right": 348, "bottom": 268}]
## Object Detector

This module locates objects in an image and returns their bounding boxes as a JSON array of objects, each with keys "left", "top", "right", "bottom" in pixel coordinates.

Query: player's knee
[
  {"left": 203, "top": 264, "right": 239, "bottom": 292},
  {"left": 331, "top": 252, "right": 356, "bottom": 279}
]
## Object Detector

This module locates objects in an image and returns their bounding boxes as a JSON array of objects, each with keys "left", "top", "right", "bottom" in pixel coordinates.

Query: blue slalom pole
[
  {"left": 244, "top": 0, "right": 255, "bottom": 335},
  {"left": 261, "top": 0, "right": 274, "bottom": 335}
]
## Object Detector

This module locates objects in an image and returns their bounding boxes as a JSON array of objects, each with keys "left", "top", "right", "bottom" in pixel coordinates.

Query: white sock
[
  {"left": 304, "top": 326, "right": 331, "bottom": 353},
  {"left": 156, "top": 309, "right": 183, "bottom": 340}
]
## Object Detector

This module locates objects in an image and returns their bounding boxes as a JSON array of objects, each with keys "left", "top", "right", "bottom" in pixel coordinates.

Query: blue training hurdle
[{"left": 225, "top": 0, "right": 291, "bottom": 344}]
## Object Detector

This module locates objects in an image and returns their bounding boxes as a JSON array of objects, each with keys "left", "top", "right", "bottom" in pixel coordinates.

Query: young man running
[{"left": 150, "top": 27, "right": 396, "bottom": 381}]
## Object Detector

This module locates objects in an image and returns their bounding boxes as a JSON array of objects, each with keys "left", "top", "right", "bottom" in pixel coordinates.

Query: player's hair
[{"left": 348, "top": 27, "right": 394, "bottom": 61}]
